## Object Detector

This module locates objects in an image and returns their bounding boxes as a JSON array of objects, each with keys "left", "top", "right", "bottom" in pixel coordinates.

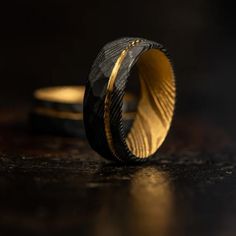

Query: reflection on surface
[
  {"left": 92, "top": 166, "right": 179, "bottom": 236},
  {"left": 130, "top": 167, "right": 174, "bottom": 236}
]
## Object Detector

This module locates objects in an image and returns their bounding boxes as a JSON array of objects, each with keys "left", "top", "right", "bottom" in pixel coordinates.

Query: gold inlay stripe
[{"left": 104, "top": 40, "right": 141, "bottom": 158}]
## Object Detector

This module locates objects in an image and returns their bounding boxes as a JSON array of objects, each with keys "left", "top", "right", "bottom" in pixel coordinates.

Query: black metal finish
[
  {"left": 83, "top": 37, "right": 169, "bottom": 162},
  {"left": 30, "top": 112, "right": 86, "bottom": 137},
  {"left": 30, "top": 112, "right": 135, "bottom": 138},
  {"left": 33, "top": 97, "right": 84, "bottom": 113}
]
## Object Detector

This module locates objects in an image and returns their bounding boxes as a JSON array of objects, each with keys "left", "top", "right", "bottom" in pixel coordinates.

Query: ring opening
[{"left": 124, "top": 49, "right": 175, "bottom": 158}]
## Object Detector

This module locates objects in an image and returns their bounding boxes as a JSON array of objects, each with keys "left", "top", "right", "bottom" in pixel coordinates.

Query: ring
[
  {"left": 83, "top": 37, "right": 176, "bottom": 162},
  {"left": 30, "top": 86, "right": 136, "bottom": 137}
]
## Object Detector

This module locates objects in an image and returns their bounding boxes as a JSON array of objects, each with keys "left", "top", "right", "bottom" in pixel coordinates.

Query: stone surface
[{"left": 0, "top": 105, "right": 235, "bottom": 236}]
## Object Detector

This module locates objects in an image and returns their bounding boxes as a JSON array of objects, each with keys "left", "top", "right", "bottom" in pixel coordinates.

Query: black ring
[
  {"left": 83, "top": 37, "right": 176, "bottom": 162},
  {"left": 30, "top": 86, "right": 136, "bottom": 137}
]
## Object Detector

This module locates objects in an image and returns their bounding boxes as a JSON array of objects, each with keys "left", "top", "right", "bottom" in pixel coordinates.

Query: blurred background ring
[{"left": 30, "top": 86, "right": 137, "bottom": 137}]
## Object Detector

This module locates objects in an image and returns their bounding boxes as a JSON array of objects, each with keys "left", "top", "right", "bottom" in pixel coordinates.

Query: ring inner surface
[
  {"left": 125, "top": 49, "right": 175, "bottom": 158},
  {"left": 35, "top": 86, "right": 85, "bottom": 104}
]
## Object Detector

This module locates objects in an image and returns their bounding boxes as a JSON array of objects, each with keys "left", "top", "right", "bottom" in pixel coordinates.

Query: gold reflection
[
  {"left": 91, "top": 167, "right": 178, "bottom": 236},
  {"left": 130, "top": 167, "right": 174, "bottom": 236}
]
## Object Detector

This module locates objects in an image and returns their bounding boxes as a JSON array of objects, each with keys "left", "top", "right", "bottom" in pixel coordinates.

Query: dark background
[
  {"left": 0, "top": 1, "right": 236, "bottom": 236},
  {"left": 0, "top": 0, "right": 235, "bottom": 118}
]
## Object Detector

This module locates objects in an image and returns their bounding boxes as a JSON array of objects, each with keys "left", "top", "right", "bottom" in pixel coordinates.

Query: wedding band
[
  {"left": 31, "top": 86, "right": 136, "bottom": 137},
  {"left": 84, "top": 37, "right": 176, "bottom": 162}
]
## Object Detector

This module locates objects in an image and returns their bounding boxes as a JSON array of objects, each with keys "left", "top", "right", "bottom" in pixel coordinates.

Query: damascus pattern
[{"left": 83, "top": 37, "right": 175, "bottom": 162}]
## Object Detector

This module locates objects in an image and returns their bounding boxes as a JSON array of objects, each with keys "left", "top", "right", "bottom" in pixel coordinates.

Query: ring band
[
  {"left": 84, "top": 37, "right": 176, "bottom": 162},
  {"left": 30, "top": 86, "right": 136, "bottom": 137}
]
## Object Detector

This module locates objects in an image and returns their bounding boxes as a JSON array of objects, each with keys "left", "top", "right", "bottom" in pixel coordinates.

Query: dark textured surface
[{"left": 0, "top": 105, "right": 236, "bottom": 236}]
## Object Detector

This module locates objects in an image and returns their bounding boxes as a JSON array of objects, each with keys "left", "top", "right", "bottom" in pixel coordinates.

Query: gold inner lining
[
  {"left": 34, "top": 86, "right": 85, "bottom": 104},
  {"left": 125, "top": 49, "right": 175, "bottom": 158}
]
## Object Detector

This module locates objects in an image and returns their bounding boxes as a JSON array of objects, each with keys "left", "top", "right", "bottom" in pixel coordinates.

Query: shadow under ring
[{"left": 83, "top": 37, "right": 176, "bottom": 162}]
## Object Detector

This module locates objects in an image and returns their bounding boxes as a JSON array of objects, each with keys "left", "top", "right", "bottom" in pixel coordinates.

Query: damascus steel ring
[
  {"left": 83, "top": 37, "right": 176, "bottom": 162},
  {"left": 30, "top": 86, "right": 136, "bottom": 137}
]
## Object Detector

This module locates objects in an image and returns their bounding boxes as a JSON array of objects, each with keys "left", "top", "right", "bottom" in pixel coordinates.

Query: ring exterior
[{"left": 83, "top": 37, "right": 174, "bottom": 162}]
